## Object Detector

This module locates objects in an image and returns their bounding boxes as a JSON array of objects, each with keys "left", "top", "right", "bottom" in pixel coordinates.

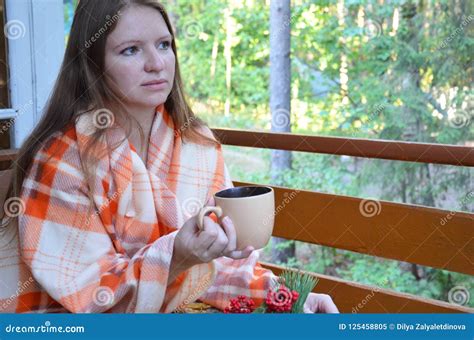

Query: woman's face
[{"left": 104, "top": 5, "right": 175, "bottom": 113}]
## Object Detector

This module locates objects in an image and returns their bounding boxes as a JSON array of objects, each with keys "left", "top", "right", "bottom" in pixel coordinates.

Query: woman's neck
[{"left": 114, "top": 104, "right": 158, "bottom": 164}]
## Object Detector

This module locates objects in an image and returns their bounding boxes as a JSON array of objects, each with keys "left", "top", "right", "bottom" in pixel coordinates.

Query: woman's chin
[
  {"left": 129, "top": 98, "right": 168, "bottom": 110},
  {"left": 144, "top": 94, "right": 170, "bottom": 107}
]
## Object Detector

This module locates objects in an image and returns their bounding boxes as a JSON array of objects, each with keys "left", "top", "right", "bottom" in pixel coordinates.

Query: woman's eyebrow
[{"left": 114, "top": 34, "right": 172, "bottom": 50}]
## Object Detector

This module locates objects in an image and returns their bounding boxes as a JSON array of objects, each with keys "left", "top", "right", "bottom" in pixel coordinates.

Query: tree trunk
[
  {"left": 399, "top": 1, "right": 433, "bottom": 281},
  {"left": 269, "top": 0, "right": 295, "bottom": 264},
  {"left": 337, "top": 0, "right": 349, "bottom": 105},
  {"left": 224, "top": 6, "right": 234, "bottom": 117}
]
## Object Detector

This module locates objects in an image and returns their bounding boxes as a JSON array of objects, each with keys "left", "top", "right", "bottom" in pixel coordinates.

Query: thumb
[{"left": 181, "top": 214, "right": 200, "bottom": 235}]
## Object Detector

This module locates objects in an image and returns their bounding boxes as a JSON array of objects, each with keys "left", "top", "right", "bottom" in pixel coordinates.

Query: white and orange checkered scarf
[{"left": 0, "top": 104, "right": 274, "bottom": 313}]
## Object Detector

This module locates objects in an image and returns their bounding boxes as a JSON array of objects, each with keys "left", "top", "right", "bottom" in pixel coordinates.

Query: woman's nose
[{"left": 144, "top": 48, "right": 165, "bottom": 72}]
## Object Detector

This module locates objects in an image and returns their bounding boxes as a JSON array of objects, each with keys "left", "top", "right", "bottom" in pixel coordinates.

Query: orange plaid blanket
[{"left": 0, "top": 105, "right": 275, "bottom": 313}]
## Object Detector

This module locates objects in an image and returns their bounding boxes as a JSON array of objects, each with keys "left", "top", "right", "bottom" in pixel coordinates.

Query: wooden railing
[
  {"left": 0, "top": 149, "right": 18, "bottom": 162},
  {"left": 212, "top": 128, "right": 474, "bottom": 313},
  {"left": 213, "top": 129, "right": 474, "bottom": 166},
  {"left": 1, "top": 130, "right": 473, "bottom": 313}
]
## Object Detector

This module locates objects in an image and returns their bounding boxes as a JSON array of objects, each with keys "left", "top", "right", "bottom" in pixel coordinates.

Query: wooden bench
[{"left": 213, "top": 129, "right": 474, "bottom": 313}]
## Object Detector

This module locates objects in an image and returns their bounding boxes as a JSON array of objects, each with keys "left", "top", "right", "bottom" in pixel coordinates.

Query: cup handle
[{"left": 197, "top": 206, "right": 223, "bottom": 231}]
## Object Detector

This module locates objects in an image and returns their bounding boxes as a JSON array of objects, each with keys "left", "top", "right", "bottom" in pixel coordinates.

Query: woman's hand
[
  {"left": 173, "top": 197, "right": 254, "bottom": 269},
  {"left": 303, "top": 293, "right": 339, "bottom": 313}
]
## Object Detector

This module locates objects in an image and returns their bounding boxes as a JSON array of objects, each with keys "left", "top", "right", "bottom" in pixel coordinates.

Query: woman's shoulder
[
  {"left": 33, "top": 124, "right": 81, "bottom": 165},
  {"left": 191, "top": 121, "right": 224, "bottom": 148},
  {"left": 196, "top": 124, "right": 216, "bottom": 140}
]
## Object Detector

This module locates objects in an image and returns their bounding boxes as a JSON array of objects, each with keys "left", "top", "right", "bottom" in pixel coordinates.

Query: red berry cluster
[
  {"left": 265, "top": 285, "right": 299, "bottom": 313},
  {"left": 224, "top": 295, "right": 256, "bottom": 314}
]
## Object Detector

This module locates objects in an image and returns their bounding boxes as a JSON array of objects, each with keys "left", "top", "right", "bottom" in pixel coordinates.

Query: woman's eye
[
  {"left": 158, "top": 41, "right": 171, "bottom": 50},
  {"left": 121, "top": 46, "right": 139, "bottom": 56}
]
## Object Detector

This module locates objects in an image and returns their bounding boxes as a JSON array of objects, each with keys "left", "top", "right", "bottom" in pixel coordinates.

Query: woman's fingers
[
  {"left": 191, "top": 214, "right": 254, "bottom": 263},
  {"left": 304, "top": 293, "right": 339, "bottom": 313},
  {"left": 217, "top": 215, "right": 254, "bottom": 259},
  {"left": 196, "top": 216, "right": 219, "bottom": 249},
  {"left": 317, "top": 294, "right": 339, "bottom": 313},
  {"left": 220, "top": 216, "right": 237, "bottom": 254},
  {"left": 226, "top": 245, "right": 254, "bottom": 260},
  {"left": 206, "top": 222, "right": 229, "bottom": 256}
]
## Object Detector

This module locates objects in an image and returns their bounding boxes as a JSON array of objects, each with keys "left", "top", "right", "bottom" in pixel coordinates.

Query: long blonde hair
[{"left": 8, "top": 0, "right": 219, "bottom": 202}]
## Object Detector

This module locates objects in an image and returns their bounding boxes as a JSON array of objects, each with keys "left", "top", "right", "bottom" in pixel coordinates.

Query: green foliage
[
  {"left": 335, "top": 251, "right": 473, "bottom": 307},
  {"left": 280, "top": 270, "right": 319, "bottom": 313}
]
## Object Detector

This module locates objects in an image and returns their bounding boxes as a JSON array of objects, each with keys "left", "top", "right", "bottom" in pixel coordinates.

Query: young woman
[{"left": 0, "top": 0, "right": 338, "bottom": 313}]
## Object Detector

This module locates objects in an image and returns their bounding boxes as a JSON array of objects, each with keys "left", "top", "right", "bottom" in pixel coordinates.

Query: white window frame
[{"left": 3, "top": 0, "right": 64, "bottom": 148}]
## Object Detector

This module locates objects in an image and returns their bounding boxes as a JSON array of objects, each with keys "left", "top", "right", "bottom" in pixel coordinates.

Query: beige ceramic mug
[{"left": 197, "top": 186, "right": 275, "bottom": 250}]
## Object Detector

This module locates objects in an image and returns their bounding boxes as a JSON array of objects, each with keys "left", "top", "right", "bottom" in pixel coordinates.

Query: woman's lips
[{"left": 142, "top": 80, "right": 168, "bottom": 90}]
